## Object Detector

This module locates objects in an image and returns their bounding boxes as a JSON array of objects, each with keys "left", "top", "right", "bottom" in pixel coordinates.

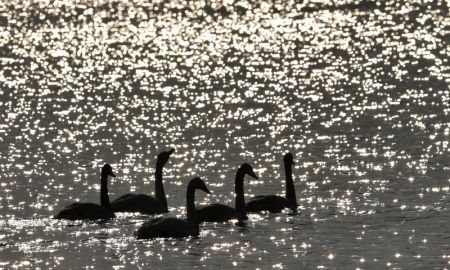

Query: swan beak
[
  {"left": 110, "top": 172, "right": 116, "bottom": 177},
  {"left": 249, "top": 170, "right": 259, "bottom": 180},
  {"left": 169, "top": 149, "right": 175, "bottom": 155},
  {"left": 202, "top": 186, "right": 211, "bottom": 194}
]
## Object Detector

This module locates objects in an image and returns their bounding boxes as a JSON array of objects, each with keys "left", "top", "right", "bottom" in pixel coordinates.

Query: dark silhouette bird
[
  {"left": 196, "top": 163, "right": 258, "bottom": 223},
  {"left": 111, "top": 149, "right": 174, "bottom": 214},
  {"left": 246, "top": 153, "right": 298, "bottom": 213},
  {"left": 55, "top": 164, "right": 116, "bottom": 220},
  {"left": 135, "top": 177, "right": 210, "bottom": 239}
]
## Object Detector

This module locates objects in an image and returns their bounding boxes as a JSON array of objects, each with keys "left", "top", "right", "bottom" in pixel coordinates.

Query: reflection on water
[{"left": 0, "top": 0, "right": 449, "bottom": 268}]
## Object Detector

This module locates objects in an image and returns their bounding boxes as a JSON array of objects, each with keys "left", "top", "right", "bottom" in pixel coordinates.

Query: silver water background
[{"left": 0, "top": 0, "right": 449, "bottom": 269}]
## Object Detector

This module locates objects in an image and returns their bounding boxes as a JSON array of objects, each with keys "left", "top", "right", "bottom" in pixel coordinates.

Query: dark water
[{"left": 0, "top": 0, "right": 449, "bottom": 268}]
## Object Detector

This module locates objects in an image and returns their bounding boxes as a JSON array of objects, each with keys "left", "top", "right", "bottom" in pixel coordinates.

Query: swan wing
[
  {"left": 55, "top": 203, "right": 114, "bottom": 220},
  {"left": 196, "top": 203, "right": 237, "bottom": 222},
  {"left": 246, "top": 195, "right": 288, "bottom": 213},
  {"left": 112, "top": 193, "right": 136, "bottom": 201},
  {"left": 111, "top": 194, "right": 163, "bottom": 214},
  {"left": 136, "top": 217, "right": 193, "bottom": 239}
]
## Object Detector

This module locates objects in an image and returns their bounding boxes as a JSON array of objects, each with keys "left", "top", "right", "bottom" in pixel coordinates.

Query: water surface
[{"left": 0, "top": 0, "right": 449, "bottom": 268}]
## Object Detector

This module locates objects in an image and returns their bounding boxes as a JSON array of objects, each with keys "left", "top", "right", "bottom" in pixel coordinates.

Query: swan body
[
  {"left": 55, "top": 164, "right": 116, "bottom": 220},
  {"left": 110, "top": 194, "right": 164, "bottom": 214},
  {"left": 196, "top": 163, "right": 258, "bottom": 223},
  {"left": 196, "top": 203, "right": 239, "bottom": 222},
  {"left": 136, "top": 217, "right": 195, "bottom": 239},
  {"left": 135, "top": 177, "right": 210, "bottom": 239},
  {"left": 246, "top": 153, "right": 298, "bottom": 213},
  {"left": 55, "top": 202, "right": 115, "bottom": 220},
  {"left": 111, "top": 149, "right": 174, "bottom": 214},
  {"left": 245, "top": 195, "right": 292, "bottom": 213}
]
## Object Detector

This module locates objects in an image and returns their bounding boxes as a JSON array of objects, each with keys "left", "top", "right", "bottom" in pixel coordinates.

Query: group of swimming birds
[{"left": 55, "top": 149, "right": 298, "bottom": 239}]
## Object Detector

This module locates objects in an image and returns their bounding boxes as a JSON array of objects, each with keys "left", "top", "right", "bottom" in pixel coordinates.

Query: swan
[
  {"left": 55, "top": 164, "right": 116, "bottom": 220},
  {"left": 110, "top": 149, "right": 174, "bottom": 214},
  {"left": 246, "top": 152, "right": 298, "bottom": 213},
  {"left": 196, "top": 163, "right": 258, "bottom": 223},
  {"left": 135, "top": 177, "right": 210, "bottom": 239}
]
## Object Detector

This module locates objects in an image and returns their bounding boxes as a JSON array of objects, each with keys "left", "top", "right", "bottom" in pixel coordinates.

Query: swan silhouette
[
  {"left": 246, "top": 153, "right": 298, "bottom": 213},
  {"left": 111, "top": 149, "right": 174, "bottom": 214},
  {"left": 196, "top": 163, "right": 258, "bottom": 223},
  {"left": 55, "top": 164, "right": 116, "bottom": 220},
  {"left": 135, "top": 177, "right": 210, "bottom": 239}
]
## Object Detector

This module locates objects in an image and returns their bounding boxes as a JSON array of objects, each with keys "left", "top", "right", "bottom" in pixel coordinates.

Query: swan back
[
  {"left": 55, "top": 203, "right": 115, "bottom": 220},
  {"left": 136, "top": 218, "right": 193, "bottom": 239}
]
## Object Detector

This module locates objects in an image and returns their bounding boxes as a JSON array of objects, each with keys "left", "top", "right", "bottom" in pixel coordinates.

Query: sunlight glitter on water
[{"left": 1, "top": 0, "right": 450, "bottom": 268}]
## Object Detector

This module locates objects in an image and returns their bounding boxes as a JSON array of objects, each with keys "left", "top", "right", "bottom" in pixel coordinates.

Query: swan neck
[
  {"left": 284, "top": 161, "right": 297, "bottom": 209},
  {"left": 100, "top": 173, "right": 110, "bottom": 209},
  {"left": 234, "top": 169, "right": 246, "bottom": 220},
  {"left": 186, "top": 187, "right": 199, "bottom": 235},
  {"left": 154, "top": 165, "right": 168, "bottom": 211}
]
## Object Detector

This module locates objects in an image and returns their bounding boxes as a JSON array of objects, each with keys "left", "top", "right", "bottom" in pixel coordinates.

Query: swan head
[
  {"left": 101, "top": 164, "right": 116, "bottom": 178},
  {"left": 188, "top": 177, "right": 211, "bottom": 194},
  {"left": 157, "top": 148, "right": 175, "bottom": 168},
  {"left": 239, "top": 163, "right": 258, "bottom": 179},
  {"left": 283, "top": 152, "right": 295, "bottom": 165}
]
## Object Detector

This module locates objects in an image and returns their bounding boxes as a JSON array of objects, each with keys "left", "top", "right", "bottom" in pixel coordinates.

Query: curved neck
[
  {"left": 100, "top": 173, "right": 110, "bottom": 209},
  {"left": 284, "top": 161, "right": 297, "bottom": 209},
  {"left": 154, "top": 165, "right": 168, "bottom": 211},
  {"left": 234, "top": 169, "right": 246, "bottom": 220},
  {"left": 186, "top": 187, "right": 199, "bottom": 235}
]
